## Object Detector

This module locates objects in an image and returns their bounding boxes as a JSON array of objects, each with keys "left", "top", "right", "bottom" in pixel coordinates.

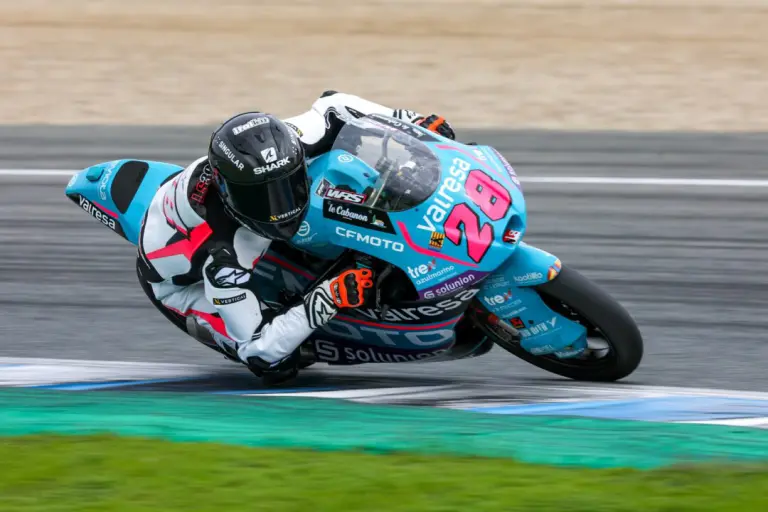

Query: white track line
[
  {"left": 677, "top": 418, "right": 768, "bottom": 427},
  {"left": 2, "top": 169, "right": 768, "bottom": 187},
  {"left": 521, "top": 176, "right": 768, "bottom": 187},
  {"left": 2, "top": 357, "right": 767, "bottom": 400},
  {"left": 0, "top": 169, "right": 76, "bottom": 176}
]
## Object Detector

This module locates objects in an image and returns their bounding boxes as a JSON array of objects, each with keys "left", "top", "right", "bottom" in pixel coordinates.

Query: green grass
[{"left": 1, "top": 434, "right": 767, "bottom": 512}]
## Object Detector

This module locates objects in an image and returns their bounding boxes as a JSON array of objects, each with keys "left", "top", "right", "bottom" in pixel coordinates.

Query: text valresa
[
  {"left": 353, "top": 288, "right": 479, "bottom": 324},
  {"left": 79, "top": 196, "right": 117, "bottom": 231}
]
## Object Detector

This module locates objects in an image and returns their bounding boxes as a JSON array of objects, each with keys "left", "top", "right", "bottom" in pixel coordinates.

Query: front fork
[{"left": 475, "top": 242, "right": 588, "bottom": 358}]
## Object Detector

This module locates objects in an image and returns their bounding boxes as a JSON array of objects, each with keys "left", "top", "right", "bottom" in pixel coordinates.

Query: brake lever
[
  {"left": 271, "top": 250, "right": 358, "bottom": 312},
  {"left": 291, "top": 251, "right": 391, "bottom": 316},
  {"left": 342, "top": 253, "right": 392, "bottom": 315},
  {"left": 301, "top": 249, "right": 357, "bottom": 295},
  {"left": 374, "top": 264, "right": 394, "bottom": 317}
]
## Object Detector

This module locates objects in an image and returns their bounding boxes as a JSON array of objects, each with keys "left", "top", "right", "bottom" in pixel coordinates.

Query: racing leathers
[{"left": 136, "top": 91, "right": 453, "bottom": 372}]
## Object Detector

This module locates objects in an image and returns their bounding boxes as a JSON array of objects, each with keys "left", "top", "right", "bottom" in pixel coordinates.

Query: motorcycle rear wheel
[{"left": 474, "top": 264, "right": 644, "bottom": 382}]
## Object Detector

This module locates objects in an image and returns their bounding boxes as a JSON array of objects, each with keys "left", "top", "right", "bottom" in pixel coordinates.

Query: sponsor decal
[
  {"left": 285, "top": 122, "right": 303, "bottom": 137},
  {"left": 482, "top": 280, "right": 530, "bottom": 317},
  {"left": 503, "top": 229, "right": 521, "bottom": 244},
  {"left": 416, "top": 157, "right": 471, "bottom": 233},
  {"left": 529, "top": 344, "right": 557, "bottom": 355},
  {"left": 547, "top": 259, "right": 563, "bottom": 281},
  {"left": 190, "top": 165, "right": 212, "bottom": 204},
  {"left": 351, "top": 288, "right": 479, "bottom": 324},
  {"left": 480, "top": 284, "right": 526, "bottom": 313},
  {"left": 294, "top": 233, "right": 319, "bottom": 246},
  {"left": 294, "top": 221, "right": 322, "bottom": 246},
  {"left": 254, "top": 156, "right": 289, "bottom": 175},
  {"left": 337, "top": 154, "right": 354, "bottom": 164},
  {"left": 485, "top": 299, "right": 524, "bottom": 315},
  {"left": 503, "top": 307, "right": 528, "bottom": 317},
  {"left": 514, "top": 272, "right": 543, "bottom": 284},
  {"left": 554, "top": 345, "right": 584, "bottom": 358},
  {"left": 217, "top": 140, "right": 244, "bottom": 171},
  {"left": 368, "top": 114, "right": 438, "bottom": 142},
  {"left": 509, "top": 316, "right": 526, "bottom": 329},
  {"left": 213, "top": 293, "right": 247, "bottom": 306},
  {"left": 261, "top": 147, "right": 277, "bottom": 163},
  {"left": 482, "top": 273, "right": 509, "bottom": 290},
  {"left": 213, "top": 267, "right": 250, "bottom": 287},
  {"left": 161, "top": 180, "right": 188, "bottom": 234},
  {"left": 482, "top": 289, "right": 515, "bottom": 307},
  {"left": 315, "top": 178, "right": 333, "bottom": 196},
  {"left": 335, "top": 226, "right": 404, "bottom": 252},
  {"left": 286, "top": 125, "right": 300, "bottom": 147},
  {"left": 327, "top": 203, "right": 368, "bottom": 222},
  {"left": 518, "top": 317, "right": 559, "bottom": 339},
  {"left": 269, "top": 206, "right": 302, "bottom": 222},
  {"left": 345, "top": 106, "right": 366, "bottom": 119},
  {"left": 313, "top": 339, "right": 448, "bottom": 364},
  {"left": 394, "top": 109, "right": 418, "bottom": 120},
  {"left": 490, "top": 147, "right": 520, "bottom": 187},
  {"left": 78, "top": 196, "right": 117, "bottom": 231},
  {"left": 407, "top": 259, "right": 457, "bottom": 285},
  {"left": 421, "top": 270, "right": 484, "bottom": 299},
  {"left": 321, "top": 318, "right": 454, "bottom": 348},
  {"left": 98, "top": 164, "right": 114, "bottom": 201},
  {"left": 407, "top": 259, "right": 436, "bottom": 278},
  {"left": 416, "top": 148, "right": 513, "bottom": 264},
  {"left": 472, "top": 148, "right": 488, "bottom": 161},
  {"left": 325, "top": 187, "right": 366, "bottom": 204},
  {"left": 67, "top": 173, "right": 78, "bottom": 188},
  {"left": 371, "top": 215, "right": 389, "bottom": 230},
  {"left": 429, "top": 231, "right": 444, "bottom": 250},
  {"left": 232, "top": 116, "right": 269, "bottom": 135},
  {"left": 323, "top": 200, "right": 395, "bottom": 233}
]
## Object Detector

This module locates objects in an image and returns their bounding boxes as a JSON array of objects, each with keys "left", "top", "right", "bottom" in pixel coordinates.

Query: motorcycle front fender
[
  {"left": 496, "top": 241, "right": 563, "bottom": 287},
  {"left": 476, "top": 242, "right": 587, "bottom": 357}
]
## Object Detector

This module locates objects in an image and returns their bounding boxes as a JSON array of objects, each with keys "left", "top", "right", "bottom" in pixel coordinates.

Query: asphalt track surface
[{"left": 1, "top": 127, "right": 767, "bottom": 392}]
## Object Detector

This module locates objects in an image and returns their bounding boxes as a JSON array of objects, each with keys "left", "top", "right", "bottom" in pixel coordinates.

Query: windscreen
[{"left": 331, "top": 115, "right": 442, "bottom": 212}]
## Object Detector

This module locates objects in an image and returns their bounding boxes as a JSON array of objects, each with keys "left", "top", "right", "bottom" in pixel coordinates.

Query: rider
[{"left": 136, "top": 91, "right": 455, "bottom": 383}]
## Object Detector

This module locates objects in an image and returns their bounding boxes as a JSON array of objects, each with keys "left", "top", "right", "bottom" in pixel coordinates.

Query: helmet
[{"left": 208, "top": 112, "right": 309, "bottom": 240}]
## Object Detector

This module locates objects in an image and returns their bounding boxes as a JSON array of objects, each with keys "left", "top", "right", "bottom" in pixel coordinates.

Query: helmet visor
[{"left": 217, "top": 162, "right": 309, "bottom": 231}]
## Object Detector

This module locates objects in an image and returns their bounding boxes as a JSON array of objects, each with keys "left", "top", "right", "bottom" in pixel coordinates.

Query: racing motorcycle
[{"left": 64, "top": 113, "right": 643, "bottom": 382}]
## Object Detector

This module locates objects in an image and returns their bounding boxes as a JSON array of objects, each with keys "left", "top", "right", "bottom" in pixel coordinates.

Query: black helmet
[{"left": 208, "top": 112, "right": 309, "bottom": 240}]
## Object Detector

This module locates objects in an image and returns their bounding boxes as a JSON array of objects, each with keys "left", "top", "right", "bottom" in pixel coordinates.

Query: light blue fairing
[
  {"left": 64, "top": 115, "right": 586, "bottom": 360},
  {"left": 290, "top": 116, "right": 587, "bottom": 358},
  {"left": 477, "top": 243, "right": 588, "bottom": 358},
  {"left": 65, "top": 159, "right": 183, "bottom": 245}
]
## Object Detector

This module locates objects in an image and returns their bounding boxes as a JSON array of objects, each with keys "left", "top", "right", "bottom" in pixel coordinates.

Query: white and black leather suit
[{"left": 136, "top": 91, "right": 447, "bottom": 372}]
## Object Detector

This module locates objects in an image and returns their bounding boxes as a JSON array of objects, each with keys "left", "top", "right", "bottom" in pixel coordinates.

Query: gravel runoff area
[{"left": 1, "top": 0, "right": 766, "bottom": 130}]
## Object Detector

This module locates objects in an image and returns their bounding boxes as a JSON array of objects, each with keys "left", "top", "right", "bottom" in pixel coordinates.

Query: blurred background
[
  {"left": 2, "top": 2, "right": 768, "bottom": 508},
  {"left": 2, "top": 0, "right": 767, "bottom": 129}
]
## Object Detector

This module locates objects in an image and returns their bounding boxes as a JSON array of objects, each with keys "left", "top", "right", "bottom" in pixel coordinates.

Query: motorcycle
[{"left": 64, "top": 113, "right": 643, "bottom": 382}]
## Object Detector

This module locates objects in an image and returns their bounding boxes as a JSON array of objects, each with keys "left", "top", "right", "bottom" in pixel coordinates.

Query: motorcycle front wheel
[{"left": 472, "top": 264, "right": 644, "bottom": 382}]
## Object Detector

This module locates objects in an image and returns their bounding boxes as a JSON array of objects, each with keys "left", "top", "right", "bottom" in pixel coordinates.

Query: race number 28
[{"left": 444, "top": 163, "right": 511, "bottom": 263}]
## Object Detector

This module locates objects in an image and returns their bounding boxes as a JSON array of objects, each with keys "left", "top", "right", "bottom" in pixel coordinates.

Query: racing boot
[{"left": 246, "top": 349, "right": 301, "bottom": 387}]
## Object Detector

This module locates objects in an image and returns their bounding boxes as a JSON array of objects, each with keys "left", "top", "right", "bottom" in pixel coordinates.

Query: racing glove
[
  {"left": 304, "top": 268, "right": 374, "bottom": 329},
  {"left": 414, "top": 114, "right": 456, "bottom": 140}
]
